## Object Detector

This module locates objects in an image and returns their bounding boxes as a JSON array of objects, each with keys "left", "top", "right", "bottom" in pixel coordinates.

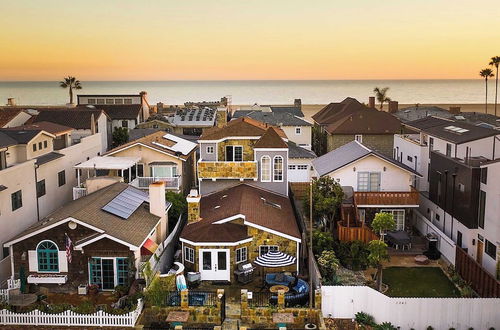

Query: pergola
[{"left": 74, "top": 156, "right": 141, "bottom": 186}]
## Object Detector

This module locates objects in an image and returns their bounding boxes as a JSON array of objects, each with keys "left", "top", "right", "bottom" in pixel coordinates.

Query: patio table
[
  {"left": 9, "top": 293, "right": 38, "bottom": 307},
  {"left": 387, "top": 230, "right": 411, "bottom": 249},
  {"left": 273, "top": 312, "right": 294, "bottom": 324},
  {"left": 270, "top": 285, "right": 290, "bottom": 293}
]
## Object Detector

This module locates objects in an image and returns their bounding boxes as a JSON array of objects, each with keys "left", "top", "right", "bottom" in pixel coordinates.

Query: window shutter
[
  {"left": 58, "top": 251, "right": 68, "bottom": 272},
  {"left": 28, "top": 250, "right": 37, "bottom": 272}
]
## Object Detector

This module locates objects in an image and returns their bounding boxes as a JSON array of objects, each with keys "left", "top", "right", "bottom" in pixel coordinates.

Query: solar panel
[{"left": 102, "top": 187, "right": 149, "bottom": 219}]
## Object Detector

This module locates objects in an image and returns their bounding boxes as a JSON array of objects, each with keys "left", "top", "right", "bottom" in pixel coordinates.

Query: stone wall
[
  {"left": 327, "top": 134, "right": 394, "bottom": 157},
  {"left": 217, "top": 139, "right": 255, "bottom": 161},
  {"left": 198, "top": 161, "right": 257, "bottom": 179}
]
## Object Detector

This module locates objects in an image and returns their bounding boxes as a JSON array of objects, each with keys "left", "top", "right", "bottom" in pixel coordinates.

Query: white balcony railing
[
  {"left": 130, "top": 176, "right": 180, "bottom": 190},
  {"left": 72, "top": 187, "right": 87, "bottom": 200}
]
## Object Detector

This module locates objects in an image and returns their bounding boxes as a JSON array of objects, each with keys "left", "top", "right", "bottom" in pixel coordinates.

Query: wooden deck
[{"left": 354, "top": 188, "right": 419, "bottom": 206}]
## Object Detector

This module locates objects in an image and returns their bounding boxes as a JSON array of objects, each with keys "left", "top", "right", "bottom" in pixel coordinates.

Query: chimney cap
[{"left": 189, "top": 189, "right": 199, "bottom": 197}]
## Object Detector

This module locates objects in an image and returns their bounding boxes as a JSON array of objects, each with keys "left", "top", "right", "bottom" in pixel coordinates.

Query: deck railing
[
  {"left": 247, "top": 291, "right": 275, "bottom": 307},
  {"left": 354, "top": 188, "right": 419, "bottom": 206},
  {"left": 72, "top": 187, "right": 87, "bottom": 200},
  {"left": 130, "top": 176, "right": 180, "bottom": 190}
]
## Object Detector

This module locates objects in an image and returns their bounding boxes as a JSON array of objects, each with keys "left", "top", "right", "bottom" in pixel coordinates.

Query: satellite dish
[{"left": 68, "top": 221, "right": 77, "bottom": 230}]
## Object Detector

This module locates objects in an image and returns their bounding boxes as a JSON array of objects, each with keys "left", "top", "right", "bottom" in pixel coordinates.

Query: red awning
[{"left": 141, "top": 238, "right": 159, "bottom": 255}]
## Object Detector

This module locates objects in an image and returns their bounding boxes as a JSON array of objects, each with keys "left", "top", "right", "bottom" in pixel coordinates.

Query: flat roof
[{"left": 75, "top": 156, "right": 140, "bottom": 170}]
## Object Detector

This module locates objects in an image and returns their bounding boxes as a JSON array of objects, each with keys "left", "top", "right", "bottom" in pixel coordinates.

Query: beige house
[{"left": 73, "top": 131, "right": 198, "bottom": 198}]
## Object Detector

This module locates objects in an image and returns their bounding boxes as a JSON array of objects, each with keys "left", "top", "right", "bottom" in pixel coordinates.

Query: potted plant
[
  {"left": 78, "top": 284, "right": 88, "bottom": 295},
  {"left": 87, "top": 284, "right": 99, "bottom": 295}
]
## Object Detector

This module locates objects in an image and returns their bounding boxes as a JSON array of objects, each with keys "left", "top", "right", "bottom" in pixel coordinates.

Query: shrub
[
  {"left": 114, "top": 285, "right": 129, "bottom": 298},
  {"left": 354, "top": 311, "right": 376, "bottom": 326},
  {"left": 427, "top": 327, "right": 434, "bottom": 330},
  {"left": 312, "top": 230, "right": 334, "bottom": 257},
  {"left": 375, "top": 322, "right": 397, "bottom": 330},
  {"left": 317, "top": 250, "right": 340, "bottom": 282},
  {"left": 371, "top": 212, "right": 396, "bottom": 237},
  {"left": 73, "top": 300, "right": 96, "bottom": 314}
]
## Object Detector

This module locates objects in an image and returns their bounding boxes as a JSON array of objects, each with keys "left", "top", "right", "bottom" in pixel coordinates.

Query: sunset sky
[{"left": 0, "top": 0, "right": 498, "bottom": 81}]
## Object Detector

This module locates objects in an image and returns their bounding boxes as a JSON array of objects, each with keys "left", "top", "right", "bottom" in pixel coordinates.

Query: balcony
[
  {"left": 198, "top": 161, "right": 257, "bottom": 180},
  {"left": 354, "top": 188, "right": 420, "bottom": 207},
  {"left": 130, "top": 176, "right": 181, "bottom": 190}
]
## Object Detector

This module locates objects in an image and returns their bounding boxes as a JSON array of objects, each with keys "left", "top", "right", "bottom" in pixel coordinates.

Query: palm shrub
[
  {"left": 354, "top": 311, "right": 376, "bottom": 327},
  {"left": 375, "top": 322, "right": 397, "bottom": 330}
]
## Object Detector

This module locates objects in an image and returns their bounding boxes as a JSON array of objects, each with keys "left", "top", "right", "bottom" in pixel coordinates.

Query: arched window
[
  {"left": 261, "top": 156, "right": 271, "bottom": 182},
  {"left": 273, "top": 156, "right": 283, "bottom": 182},
  {"left": 37, "top": 240, "right": 59, "bottom": 272}
]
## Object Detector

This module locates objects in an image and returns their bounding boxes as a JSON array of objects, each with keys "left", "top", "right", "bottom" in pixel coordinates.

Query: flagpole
[{"left": 309, "top": 179, "right": 313, "bottom": 310}]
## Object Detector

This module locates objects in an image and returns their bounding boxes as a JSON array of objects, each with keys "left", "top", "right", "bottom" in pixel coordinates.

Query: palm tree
[
  {"left": 373, "top": 87, "right": 391, "bottom": 110},
  {"left": 59, "top": 76, "right": 82, "bottom": 104},
  {"left": 479, "top": 69, "right": 494, "bottom": 114},
  {"left": 489, "top": 56, "right": 500, "bottom": 116}
]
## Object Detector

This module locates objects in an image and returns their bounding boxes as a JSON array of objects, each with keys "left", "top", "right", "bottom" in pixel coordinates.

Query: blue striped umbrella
[{"left": 254, "top": 251, "right": 296, "bottom": 268}]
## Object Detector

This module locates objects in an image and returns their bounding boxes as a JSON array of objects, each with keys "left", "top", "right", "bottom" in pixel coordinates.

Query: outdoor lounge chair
[
  {"left": 265, "top": 273, "right": 295, "bottom": 286},
  {"left": 269, "top": 279, "right": 309, "bottom": 306}
]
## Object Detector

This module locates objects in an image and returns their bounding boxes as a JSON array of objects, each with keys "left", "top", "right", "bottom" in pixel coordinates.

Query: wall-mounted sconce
[
  {"left": 21, "top": 252, "right": 26, "bottom": 261},
  {"left": 353, "top": 167, "right": 356, "bottom": 172},
  {"left": 383, "top": 166, "right": 387, "bottom": 172}
]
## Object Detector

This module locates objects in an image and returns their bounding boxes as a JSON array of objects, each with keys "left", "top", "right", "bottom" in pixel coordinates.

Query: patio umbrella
[{"left": 254, "top": 251, "right": 296, "bottom": 267}]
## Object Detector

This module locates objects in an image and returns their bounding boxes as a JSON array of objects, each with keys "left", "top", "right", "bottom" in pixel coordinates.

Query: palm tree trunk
[
  {"left": 377, "top": 264, "right": 383, "bottom": 291},
  {"left": 485, "top": 79, "right": 488, "bottom": 115},
  {"left": 69, "top": 86, "right": 73, "bottom": 104},
  {"left": 495, "top": 67, "right": 499, "bottom": 117}
]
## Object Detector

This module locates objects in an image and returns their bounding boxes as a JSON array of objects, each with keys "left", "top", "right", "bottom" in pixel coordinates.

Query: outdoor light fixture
[
  {"left": 353, "top": 167, "right": 356, "bottom": 172},
  {"left": 21, "top": 252, "right": 26, "bottom": 261}
]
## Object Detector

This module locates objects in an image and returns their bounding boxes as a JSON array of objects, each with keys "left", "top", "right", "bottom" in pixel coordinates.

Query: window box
[{"left": 27, "top": 274, "right": 67, "bottom": 284}]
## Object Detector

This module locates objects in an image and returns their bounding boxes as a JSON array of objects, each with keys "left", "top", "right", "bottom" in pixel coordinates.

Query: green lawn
[{"left": 383, "top": 267, "right": 461, "bottom": 298}]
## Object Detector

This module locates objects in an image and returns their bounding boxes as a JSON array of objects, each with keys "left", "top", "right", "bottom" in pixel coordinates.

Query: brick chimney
[
  {"left": 388, "top": 101, "right": 399, "bottom": 113},
  {"left": 449, "top": 106, "right": 461, "bottom": 115},
  {"left": 368, "top": 97, "right": 375, "bottom": 108},
  {"left": 294, "top": 98, "right": 302, "bottom": 110},
  {"left": 187, "top": 189, "right": 201, "bottom": 223},
  {"left": 149, "top": 181, "right": 167, "bottom": 237}
]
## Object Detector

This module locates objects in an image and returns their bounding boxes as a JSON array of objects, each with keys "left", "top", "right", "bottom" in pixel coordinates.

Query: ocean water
[{"left": 0, "top": 80, "right": 492, "bottom": 106}]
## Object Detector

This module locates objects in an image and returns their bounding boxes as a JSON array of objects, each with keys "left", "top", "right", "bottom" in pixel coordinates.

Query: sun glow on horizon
[{"left": 0, "top": 0, "right": 498, "bottom": 81}]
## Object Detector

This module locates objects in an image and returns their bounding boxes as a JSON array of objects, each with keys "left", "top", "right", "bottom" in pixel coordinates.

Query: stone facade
[
  {"left": 198, "top": 161, "right": 257, "bottom": 179},
  {"left": 217, "top": 139, "right": 255, "bottom": 161},
  {"left": 182, "top": 221, "right": 299, "bottom": 282},
  {"left": 327, "top": 134, "right": 394, "bottom": 157}
]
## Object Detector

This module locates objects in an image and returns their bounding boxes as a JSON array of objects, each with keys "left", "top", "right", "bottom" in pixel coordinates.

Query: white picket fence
[
  {"left": 0, "top": 279, "right": 21, "bottom": 303},
  {"left": 0, "top": 298, "right": 144, "bottom": 327},
  {"left": 322, "top": 286, "right": 500, "bottom": 330}
]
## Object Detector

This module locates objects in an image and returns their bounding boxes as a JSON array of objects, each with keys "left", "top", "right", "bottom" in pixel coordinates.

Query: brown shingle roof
[
  {"left": 181, "top": 184, "right": 301, "bottom": 243},
  {"left": 30, "top": 109, "right": 106, "bottom": 130},
  {"left": 6, "top": 183, "right": 160, "bottom": 247},
  {"left": 0, "top": 108, "right": 23, "bottom": 127},
  {"left": 2, "top": 121, "right": 73, "bottom": 136},
  {"left": 88, "top": 104, "right": 142, "bottom": 120},
  {"left": 312, "top": 97, "right": 401, "bottom": 134},
  {"left": 254, "top": 127, "right": 288, "bottom": 148},
  {"left": 200, "top": 117, "right": 286, "bottom": 140}
]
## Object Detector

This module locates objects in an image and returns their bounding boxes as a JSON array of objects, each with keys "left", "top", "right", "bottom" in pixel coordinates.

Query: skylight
[{"left": 444, "top": 125, "right": 469, "bottom": 134}]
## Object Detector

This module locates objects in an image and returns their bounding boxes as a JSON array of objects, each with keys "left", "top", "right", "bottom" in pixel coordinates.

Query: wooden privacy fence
[
  {"left": 455, "top": 247, "right": 500, "bottom": 298},
  {"left": 0, "top": 298, "right": 143, "bottom": 327},
  {"left": 337, "top": 222, "right": 379, "bottom": 243},
  {"left": 289, "top": 182, "right": 310, "bottom": 200}
]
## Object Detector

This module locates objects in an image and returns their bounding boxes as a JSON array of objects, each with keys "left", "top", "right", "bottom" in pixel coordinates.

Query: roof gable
[
  {"left": 254, "top": 127, "right": 288, "bottom": 148},
  {"left": 199, "top": 117, "right": 286, "bottom": 141}
]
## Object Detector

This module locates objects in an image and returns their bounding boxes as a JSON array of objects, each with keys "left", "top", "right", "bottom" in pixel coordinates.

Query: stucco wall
[{"left": 282, "top": 125, "right": 312, "bottom": 148}]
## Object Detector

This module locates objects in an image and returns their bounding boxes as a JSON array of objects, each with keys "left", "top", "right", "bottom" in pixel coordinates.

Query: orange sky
[{"left": 0, "top": 0, "right": 498, "bottom": 80}]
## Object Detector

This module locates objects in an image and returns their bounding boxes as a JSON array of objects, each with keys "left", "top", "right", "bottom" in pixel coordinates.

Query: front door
[
  {"left": 101, "top": 259, "right": 115, "bottom": 290},
  {"left": 199, "top": 249, "right": 230, "bottom": 281}
]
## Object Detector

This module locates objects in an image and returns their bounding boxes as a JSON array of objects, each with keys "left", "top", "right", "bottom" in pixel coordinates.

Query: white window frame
[
  {"left": 273, "top": 156, "right": 283, "bottom": 182},
  {"left": 288, "top": 165, "right": 296, "bottom": 170},
  {"left": 259, "top": 245, "right": 279, "bottom": 256},
  {"left": 184, "top": 246, "right": 195, "bottom": 263},
  {"left": 355, "top": 134, "right": 363, "bottom": 143},
  {"left": 297, "top": 164, "right": 308, "bottom": 170},
  {"left": 260, "top": 155, "right": 271, "bottom": 182},
  {"left": 225, "top": 145, "right": 243, "bottom": 162},
  {"left": 357, "top": 171, "right": 380, "bottom": 192},
  {"left": 381, "top": 209, "right": 405, "bottom": 231},
  {"left": 206, "top": 146, "right": 214, "bottom": 154},
  {"left": 295, "top": 127, "right": 302, "bottom": 135},
  {"left": 235, "top": 247, "right": 247, "bottom": 264}
]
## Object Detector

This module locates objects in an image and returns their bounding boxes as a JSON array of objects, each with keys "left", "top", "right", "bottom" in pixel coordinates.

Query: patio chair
[{"left": 265, "top": 273, "right": 294, "bottom": 287}]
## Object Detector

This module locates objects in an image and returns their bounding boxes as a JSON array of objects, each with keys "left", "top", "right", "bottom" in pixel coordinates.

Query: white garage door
[{"left": 288, "top": 164, "right": 309, "bottom": 182}]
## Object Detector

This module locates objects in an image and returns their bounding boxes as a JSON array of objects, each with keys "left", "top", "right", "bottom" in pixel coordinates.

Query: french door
[
  {"left": 89, "top": 257, "right": 129, "bottom": 290},
  {"left": 199, "top": 249, "right": 230, "bottom": 281}
]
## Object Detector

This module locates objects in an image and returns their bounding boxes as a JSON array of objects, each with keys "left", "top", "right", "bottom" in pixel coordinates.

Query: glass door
[
  {"left": 101, "top": 259, "right": 115, "bottom": 290},
  {"left": 199, "top": 249, "right": 230, "bottom": 281}
]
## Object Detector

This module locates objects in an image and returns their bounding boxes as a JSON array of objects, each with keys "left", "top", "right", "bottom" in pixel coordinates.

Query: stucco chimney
[
  {"left": 149, "top": 181, "right": 167, "bottom": 238},
  {"left": 388, "top": 101, "right": 399, "bottom": 113},
  {"left": 6, "top": 98, "right": 16, "bottom": 106},
  {"left": 90, "top": 113, "right": 96, "bottom": 135},
  {"left": 368, "top": 97, "right": 375, "bottom": 108},
  {"left": 449, "top": 106, "right": 461, "bottom": 114},
  {"left": 186, "top": 189, "right": 201, "bottom": 223}
]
